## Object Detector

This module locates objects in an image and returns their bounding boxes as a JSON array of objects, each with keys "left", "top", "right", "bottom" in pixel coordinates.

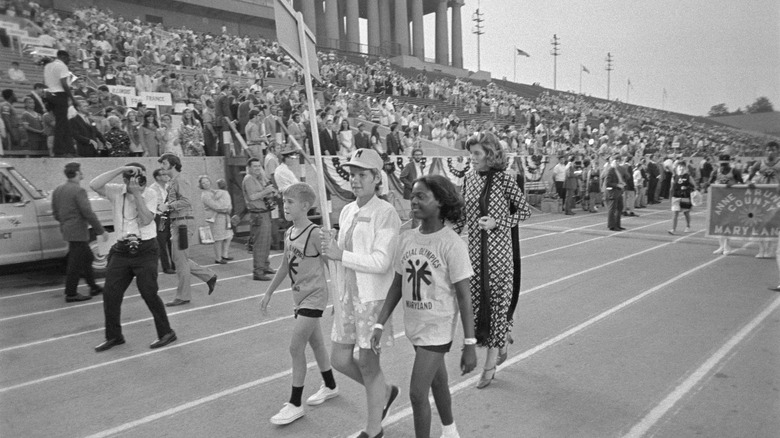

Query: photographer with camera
[{"left": 89, "top": 163, "right": 177, "bottom": 352}]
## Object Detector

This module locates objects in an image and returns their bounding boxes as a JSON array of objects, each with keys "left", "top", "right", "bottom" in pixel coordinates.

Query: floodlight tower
[
  {"left": 550, "top": 34, "right": 560, "bottom": 90},
  {"left": 605, "top": 52, "right": 614, "bottom": 100},
  {"left": 472, "top": 1, "right": 485, "bottom": 71}
]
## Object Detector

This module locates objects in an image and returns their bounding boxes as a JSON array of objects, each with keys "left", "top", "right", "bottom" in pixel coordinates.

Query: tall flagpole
[
  {"left": 514, "top": 46, "right": 517, "bottom": 82},
  {"left": 579, "top": 67, "right": 582, "bottom": 94}
]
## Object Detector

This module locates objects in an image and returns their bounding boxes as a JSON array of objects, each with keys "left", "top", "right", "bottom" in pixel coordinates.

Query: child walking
[
  {"left": 260, "top": 183, "right": 338, "bottom": 425},
  {"left": 370, "top": 175, "right": 478, "bottom": 438}
]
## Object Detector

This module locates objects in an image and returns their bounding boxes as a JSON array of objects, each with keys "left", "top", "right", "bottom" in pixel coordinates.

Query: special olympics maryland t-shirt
[{"left": 395, "top": 226, "right": 474, "bottom": 347}]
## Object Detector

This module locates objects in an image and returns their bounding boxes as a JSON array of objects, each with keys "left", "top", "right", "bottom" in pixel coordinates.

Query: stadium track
[{"left": 1, "top": 201, "right": 778, "bottom": 438}]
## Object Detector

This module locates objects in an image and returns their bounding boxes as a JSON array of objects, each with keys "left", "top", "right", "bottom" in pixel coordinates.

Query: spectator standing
[
  {"left": 645, "top": 155, "right": 661, "bottom": 204},
  {"left": 214, "top": 84, "right": 232, "bottom": 153},
  {"left": 369, "top": 125, "right": 383, "bottom": 154},
  {"left": 622, "top": 156, "right": 638, "bottom": 217},
  {"left": 338, "top": 119, "right": 354, "bottom": 156},
  {"left": 1, "top": 89, "right": 25, "bottom": 150},
  {"left": 202, "top": 99, "right": 219, "bottom": 156},
  {"left": 158, "top": 154, "right": 218, "bottom": 306},
  {"left": 563, "top": 155, "right": 579, "bottom": 215},
  {"left": 69, "top": 99, "right": 105, "bottom": 157},
  {"left": 103, "top": 115, "right": 131, "bottom": 157},
  {"left": 385, "top": 122, "right": 403, "bottom": 155},
  {"left": 89, "top": 163, "right": 176, "bottom": 352},
  {"left": 551, "top": 155, "right": 567, "bottom": 210},
  {"left": 199, "top": 175, "right": 234, "bottom": 264},
  {"left": 52, "top": 162, "right": 108, "bottom": 303},
  {"left": 157, "top": 114, "right": 182, "bottom": 157},
  {"left": 124, "top": 110, "right": 144, "bottom": 157},
  {"left": 150, "top": 168, "right": 175, "bottom": 274},
  {"left": 354, "top": 122, "right": 370, "bottom": 150},
  {"left": 605, "top": 154, "right": 626, "bottom": 231},
  {"left": 139, "top": 111, "right": 160, "bottom": 156},
  {"left": 245, "top": 108, "right": 267, "bottom": 158},
  {"left": 44, "top": 51, "right": 76, "bottom": 156},
  {"left": 319, "top": 119, "right": 338, "bottom": 156},
  {"left": 243, "top": 157, "right": 278, "bottom": 281},
  {"left": 21, "top": 97, "right": 46, "bottom": 153},
  {"left": 274, "top": 144, "right": 301, "bottom": 193},
  {"left": 28, "top": 83, "right": 46, "bottom": 114},
  {"left": 179, "top": 108, "right": 205, "bottom": 156},
  {"left": 42, "top": 105, "right": 55, "bottom": 156}
]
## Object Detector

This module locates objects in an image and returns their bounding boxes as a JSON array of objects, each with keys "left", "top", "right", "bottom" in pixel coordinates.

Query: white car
[{"left": 0, "top": 162, "right": 114, "bottom": 274}]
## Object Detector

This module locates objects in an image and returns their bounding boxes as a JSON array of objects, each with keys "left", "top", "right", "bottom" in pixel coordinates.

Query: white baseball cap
[{"left": 342, "top": 149, "right": 384, "bottom": 171}]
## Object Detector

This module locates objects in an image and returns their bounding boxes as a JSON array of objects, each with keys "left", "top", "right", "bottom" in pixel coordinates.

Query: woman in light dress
[{"left": 199, "top": 175, "right": 234, "bottom": 264}]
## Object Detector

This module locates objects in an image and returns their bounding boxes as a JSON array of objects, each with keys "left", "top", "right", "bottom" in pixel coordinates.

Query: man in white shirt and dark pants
[
  {"left": 89, "top": 163, "right": 176, "bottom": 352},
  {"left": 43, "top": 50, "right": 76, "bottom": 156}
]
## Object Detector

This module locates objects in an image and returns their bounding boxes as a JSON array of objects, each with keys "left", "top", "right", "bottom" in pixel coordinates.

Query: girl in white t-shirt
[{"left": 371, "top": 175, "right": 477, "bottom": 438}]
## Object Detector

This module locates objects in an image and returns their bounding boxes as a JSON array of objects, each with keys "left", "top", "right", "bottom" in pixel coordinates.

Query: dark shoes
[
  {"left": 165, "top": 299, "right": 190, "bottom": 307},
  {"left": 253, "top": 275, "right": 271, "bottom": 281},
  {"left": 356, "top": 430, "right": 384, "bottom": 438},
  {"left": 214, "top": 259, "right": 227, "bottom": 264},
  {"left": 89, "top": 286, "right": 103, "bottom": 296},
  {"left": 163, "top": 269, "right": 176, "bottom": 274},
  {"left": 150, "top": 331, "right": 177, "bottom": 349},
  {"left": 264, "top": 268, "right": 277, "bottom": 275},
  {"left": 95, "top": 337, "right": 125, "bottom": 352},
  {"left": 66, "top": 293, "right": 92, "bottom": 302},
  {"left": 207, "top": 275, "right": 218, "bottom": 295},
  {"left": 222, "top": 256, "right": 234, "bottom": 261}
]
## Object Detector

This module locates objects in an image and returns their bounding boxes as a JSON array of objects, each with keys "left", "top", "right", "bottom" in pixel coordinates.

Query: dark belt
[
  {"left": 170, "top": 216, "right": 194, "bottom": 221},
  {"left": 248, "top": 210, "right": 269, "bottom": 214}
]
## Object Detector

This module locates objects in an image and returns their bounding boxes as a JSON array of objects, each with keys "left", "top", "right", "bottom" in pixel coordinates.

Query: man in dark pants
[
  {"left": 645, "top": 155, "right": 661, "bottom": 204},
  {"left": 149, "top": 168, "right": 175, "bottom": 274},
  {"left": 52, "top": 162, "right": 108, "bottom": 302},
  {"left": 43, "top": 50, "right": 76, "bottom": 156},
  {"left": 89, "top": 163, "right": 176, "bottom": 352},
  {"left": 242, "top": 157, "right": 278, "bottom": 281},
  {"left": 605, "top": 154, "right": 626, "bottom": 231}
]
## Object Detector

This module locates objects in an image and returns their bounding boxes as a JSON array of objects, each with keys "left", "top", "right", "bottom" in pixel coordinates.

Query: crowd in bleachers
[{"left": 0, "top": 4, "right": 773, "bottom": 160}]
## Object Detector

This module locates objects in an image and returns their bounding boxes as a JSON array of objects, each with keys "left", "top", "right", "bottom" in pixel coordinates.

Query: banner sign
[
  {"left": 125, "top": 95, "right": 144, "bottom": 108},
  {"left": 30, "top": 47, "right": 58, "bottom": 57},
  {"left": 706, "top": 184, "right": 780, "bottom": 238},
  {"left": 7, "top": 29, "right": 28, "bottom": 38},
  {"left": 19, "top": 36, "right": 40, "bottom": 46},
  {"left": 107, "top": 85, "right": 136, "bottom": 96},
  {"left": 139, "top": 92, "right": 172, "bottom": 106},
  {"left": 0, "top": 21, "right": 20, "bottom": 30}
]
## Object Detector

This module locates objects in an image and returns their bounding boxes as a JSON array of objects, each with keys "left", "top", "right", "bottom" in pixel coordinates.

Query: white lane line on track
[
  {"left": 0, "top": 256, "right": 259, "bottom": 300},
  {"left": 622, "top": 294, "right": 780, "bottom": 438},
  {"left": 361, "top": 252, "right": 731, "bottom": 438},
  {"left": 0, "top": 285, "right": 296, "bottom": 354},
  {"left": 79, "top": 247, "right": 727, "bottom": 438},
  {"left": 80, "top": 331, "right": 407, "bottom": 438},
  {"left": 0, "top": 306, "right": 329, "bottom": 394}
]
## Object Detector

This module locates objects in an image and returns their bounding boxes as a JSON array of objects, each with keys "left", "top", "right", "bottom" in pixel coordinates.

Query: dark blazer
[
  {"left": 399, "top": 160, "right": 419, "bottom": 200},
  {"left": 51, "top": 181, "right": 105, "bottom": 242},
  {"left": 69, "top": 115, "right": 105, "bottom": 157},
  {"left": 354, "top": 131, "right": 370, "bottom": 149},
  {"left": 605, "top": 166, "right": 625, "bottom": 200},
  {"left": 319, "top": 129, "right": 338, "bottom": 156},
  {"left": 385, "top": 132, "right": 402, "bottom": 155},
  {"left": 214, "top": 93, "right": 232, "bottom": 129}
]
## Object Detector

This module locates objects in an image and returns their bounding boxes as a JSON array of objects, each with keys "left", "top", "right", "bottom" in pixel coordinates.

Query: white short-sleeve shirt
[
  {"left": 43, "top": 59, "right": 69, "bottom": 93},
  {"left": 395, "top": 227, "right": 473, "bottom": 346},
  {"left": 104, "top": 183, "right": 158, "bottom": 241}
]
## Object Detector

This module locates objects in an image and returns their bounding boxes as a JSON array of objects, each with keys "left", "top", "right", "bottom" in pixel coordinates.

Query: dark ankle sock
[
  {"left": 321, "top": 369, "right": 336, "bottom": 390},
  {"left": 289, "top": 386, "right": 304, "bottom": 407}
]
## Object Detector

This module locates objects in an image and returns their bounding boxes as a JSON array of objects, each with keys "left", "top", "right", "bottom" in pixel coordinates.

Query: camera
[
  {"left": 125, "top": 234, "right": 140, "bottom": 255},
  {"left": 123, "top": 169, "right": 146, "bottom": 186}
]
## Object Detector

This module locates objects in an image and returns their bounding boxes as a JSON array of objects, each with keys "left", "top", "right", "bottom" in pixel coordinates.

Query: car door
[{"left": 0, "top": 170, "right": 42, "bottom": 265}]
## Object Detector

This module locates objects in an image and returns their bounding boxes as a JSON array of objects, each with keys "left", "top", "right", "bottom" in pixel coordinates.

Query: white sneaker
[
  {"left": 441, "top": 423, "right": 461, "bottom": 438},
  {"left": 684, "top": 227, "right": 691, "bottom": 233},
  {"left": 306, "top": 384, "right": 339, "bottom": 406},
  {"left": 270, "top": 403, "right": 304, "bottom": 425}
]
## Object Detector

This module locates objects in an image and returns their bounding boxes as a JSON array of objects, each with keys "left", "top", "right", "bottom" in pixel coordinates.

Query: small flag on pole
[
  {"left": 582, "top": 65, "right": 590, "bottom": 74},
  {"left": 628, "top": 78, "right": 633, "bottom": 89},
  {"left": 516, "top": 48, "right": 530, "bottom": 57}
]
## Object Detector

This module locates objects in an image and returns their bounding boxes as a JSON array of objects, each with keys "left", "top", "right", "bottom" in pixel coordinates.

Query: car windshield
[{"left": 8, "top": 168, "right": 45, "bottom": 199}]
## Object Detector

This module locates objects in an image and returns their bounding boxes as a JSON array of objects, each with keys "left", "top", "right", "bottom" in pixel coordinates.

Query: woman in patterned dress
[
  {"left": 179, "top": 108, "right": 205, "bottom": 156},
  {"left": 456, "top": 131, "right": 531, "bottom": 389}
]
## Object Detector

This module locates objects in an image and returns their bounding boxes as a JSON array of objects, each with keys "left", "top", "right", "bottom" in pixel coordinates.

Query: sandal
[{"left": 476, "top": 367, "right": 496, "bottom": 389}]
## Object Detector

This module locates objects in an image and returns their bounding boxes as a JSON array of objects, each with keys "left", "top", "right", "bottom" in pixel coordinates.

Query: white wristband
[
  {"left": 373, "top": 323, "right": 384, "bottom": 331},
  {"left": 463, "top": 337, "right": 477, "bottom": 345}
]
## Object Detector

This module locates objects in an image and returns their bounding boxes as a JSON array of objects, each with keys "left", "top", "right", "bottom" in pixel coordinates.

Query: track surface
[{"left": 2, "top": 201, "right": 778, "bottom": 438}]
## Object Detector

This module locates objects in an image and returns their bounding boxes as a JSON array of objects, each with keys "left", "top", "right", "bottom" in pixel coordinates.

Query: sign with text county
[{"left": 706, "top": 184, "right": 780, "bottom": 238}]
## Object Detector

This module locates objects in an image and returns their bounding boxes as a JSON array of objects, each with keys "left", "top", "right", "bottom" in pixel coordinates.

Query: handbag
[
  {"left": 198, "top": 226, "right": 214, "bottom": 244},
  {"left": 691, "top": 190, "right": 703, "bottom": 207}
]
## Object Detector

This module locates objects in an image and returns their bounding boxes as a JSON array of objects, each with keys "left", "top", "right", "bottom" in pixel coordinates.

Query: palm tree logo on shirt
[
  {"left": 287, "top": 255, "right": 299, "bottom": 284},
  {"left": 406, "top": 259, "right": 432, "bottom": 301}
]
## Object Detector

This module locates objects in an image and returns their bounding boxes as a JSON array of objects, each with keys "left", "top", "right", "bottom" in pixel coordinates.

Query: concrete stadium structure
[{"left": 49, "top": 0, "right": 465, "bottom": 67}]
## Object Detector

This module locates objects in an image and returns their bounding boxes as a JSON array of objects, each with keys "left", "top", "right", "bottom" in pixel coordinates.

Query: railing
[{"left": 317, "top": 38, "right": 401, "bottom": 59}]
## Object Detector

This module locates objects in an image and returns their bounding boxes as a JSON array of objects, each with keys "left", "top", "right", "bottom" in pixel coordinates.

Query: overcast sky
[{"left": 411, "top": 0, "right": 780, "bottom": 116}]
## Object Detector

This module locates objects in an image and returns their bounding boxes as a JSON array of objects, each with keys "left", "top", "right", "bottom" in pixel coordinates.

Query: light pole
[
  {"left": 550, "top": 34, "right": 560, "bottom": 90},
  {"left": 605, "top": 52, "right": 613, "bottom": 100},
  {"left": 472, "top": 2, "right": 484, "bottom": 71}
]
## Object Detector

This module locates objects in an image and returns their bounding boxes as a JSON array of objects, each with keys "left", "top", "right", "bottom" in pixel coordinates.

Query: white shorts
[{"left": 671, "top": 197, "right": 691, "bottom": 212}]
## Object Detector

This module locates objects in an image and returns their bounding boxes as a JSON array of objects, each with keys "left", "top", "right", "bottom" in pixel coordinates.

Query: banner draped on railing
[{"left": 319, "top": 155, "right": 550, "bottom": 202}]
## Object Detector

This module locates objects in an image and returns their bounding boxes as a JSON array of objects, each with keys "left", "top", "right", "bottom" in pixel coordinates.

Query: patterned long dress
[{"left": 458, "top": 169, "right": 531, "bottom": 348}]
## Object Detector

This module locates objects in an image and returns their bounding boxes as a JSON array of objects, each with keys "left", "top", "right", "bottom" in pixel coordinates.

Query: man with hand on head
[
  {"left": 89, "top": 163, "right": 176, "bottom": 352},
  {"left": 158, "top": 153, "right": 218, "bottom": 306},
  {"left": 52, "top": 162, "right": 108, "bottom": 303}
]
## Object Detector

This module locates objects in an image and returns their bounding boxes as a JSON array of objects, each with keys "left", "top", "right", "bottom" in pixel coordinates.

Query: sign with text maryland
[{"left": 706, "top": 185, "right": 780, "bottom": 238}]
